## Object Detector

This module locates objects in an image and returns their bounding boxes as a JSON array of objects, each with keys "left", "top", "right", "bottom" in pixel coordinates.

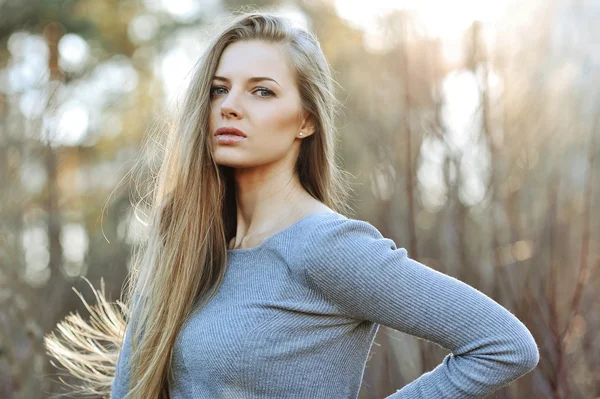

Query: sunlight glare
[{"left": 335, "top": 0, "right": 508, "bottom": 58}]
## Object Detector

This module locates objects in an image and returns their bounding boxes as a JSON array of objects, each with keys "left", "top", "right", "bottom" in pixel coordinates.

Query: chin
[
  {"left": 213, "top": 156, "right": 249, "bottom": 169},
  {"left": 213, "top": 149, "right": 284, "bottom": 170}
]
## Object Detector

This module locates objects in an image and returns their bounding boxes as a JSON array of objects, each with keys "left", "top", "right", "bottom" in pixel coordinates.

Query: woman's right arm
[{"left": 111, "top": 323, "right": 132, "bottom": 399}]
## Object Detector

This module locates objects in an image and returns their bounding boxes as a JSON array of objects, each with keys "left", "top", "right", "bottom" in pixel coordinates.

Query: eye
[
  {"left": 254, "top": 87, "right": 275, "bottom": 97},
  {"left": 210, "top": 86, "right": 227, "bottom": 97},
  {"left": 209, "top": 85, "right": 275, "bottom": 98}
]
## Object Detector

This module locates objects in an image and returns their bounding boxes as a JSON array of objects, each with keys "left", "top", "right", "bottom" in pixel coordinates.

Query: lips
[{"left": 214, "top": 127, "right": 247, "bottom": 137}]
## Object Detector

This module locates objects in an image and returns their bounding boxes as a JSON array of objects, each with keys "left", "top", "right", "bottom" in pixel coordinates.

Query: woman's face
[{"left": 208, "top": 40, "right": 311, "bottom": 168}]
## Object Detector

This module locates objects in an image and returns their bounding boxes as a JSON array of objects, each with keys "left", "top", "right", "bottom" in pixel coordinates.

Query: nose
[{"left": 220, "top": 89, "right": 242, "bottom": 119}]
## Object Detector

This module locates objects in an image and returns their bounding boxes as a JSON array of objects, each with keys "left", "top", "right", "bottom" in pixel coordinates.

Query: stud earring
[{"left": 299, "top": 132, "right": 303, "bottom": 136}]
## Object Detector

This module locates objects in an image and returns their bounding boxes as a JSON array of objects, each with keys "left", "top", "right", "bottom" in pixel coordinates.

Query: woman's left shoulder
[
  {"left": 307, "top": 213, "right": 385, "bottom": 239},
  {"left": 303, "top": 213, "right": 401, "bottom": 263}
]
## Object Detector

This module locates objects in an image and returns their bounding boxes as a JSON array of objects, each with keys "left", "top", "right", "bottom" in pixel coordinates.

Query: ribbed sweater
[{"left": 111, "top": 211, "right": 539, "bottom": 398}]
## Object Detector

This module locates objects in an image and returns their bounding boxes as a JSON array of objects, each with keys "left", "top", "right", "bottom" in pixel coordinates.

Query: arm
[
  {"left": 303, "top": 217, "right": 539, "bottom": 399},
  {"left": 111, "top": 292, "right": 143, "bottom": 399},
  {"left": 111, "top": 324, "right": 132, "bottom": 399}
]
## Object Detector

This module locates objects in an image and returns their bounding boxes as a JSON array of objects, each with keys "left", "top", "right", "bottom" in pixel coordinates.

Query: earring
[{"left": 299, "top": 132, "right": 303, "bottom": 136}]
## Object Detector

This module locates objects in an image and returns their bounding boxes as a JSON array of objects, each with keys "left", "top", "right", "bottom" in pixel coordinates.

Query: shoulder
[
  {"left": 303, "top": 213, "right": 403, "bottom": 266},
  {"left": 305, "top": 213, "right": 389, "bottom": 245},
  {"left": 300, "top": 214, "right": 411, "bottom": 314}
]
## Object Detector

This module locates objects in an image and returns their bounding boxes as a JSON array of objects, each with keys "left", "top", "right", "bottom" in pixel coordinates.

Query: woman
[{"left": 45, "top": 11, "right": 539, "bottom": 399}]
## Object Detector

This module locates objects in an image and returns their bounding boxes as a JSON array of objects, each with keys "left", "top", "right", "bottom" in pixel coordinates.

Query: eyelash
[{"left": 209, "top": 86, "right": 275, "bottom": 98}]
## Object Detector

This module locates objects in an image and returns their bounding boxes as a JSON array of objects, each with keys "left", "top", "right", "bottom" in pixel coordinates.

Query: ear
[{"left": 299, "top": 112, "right": 317, "bottom": 138}]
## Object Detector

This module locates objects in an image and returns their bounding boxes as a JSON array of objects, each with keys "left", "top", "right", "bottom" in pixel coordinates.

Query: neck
[{"left": 229, "top": 166, "right": 312, "bottom": 246}]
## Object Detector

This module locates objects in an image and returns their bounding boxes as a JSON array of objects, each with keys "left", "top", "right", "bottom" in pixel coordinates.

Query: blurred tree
[{"left": 0, "top": 0, "right": 598, "bottom": 398}]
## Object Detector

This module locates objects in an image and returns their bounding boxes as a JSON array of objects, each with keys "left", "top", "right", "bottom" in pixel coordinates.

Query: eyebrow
[{"left": 212, "top": 75, "right": 282, "bottom": 88}]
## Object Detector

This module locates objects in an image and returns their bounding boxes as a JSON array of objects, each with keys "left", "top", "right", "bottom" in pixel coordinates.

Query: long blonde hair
[{"left": 44, "top": 9, "right": 354, "bottom": 399}]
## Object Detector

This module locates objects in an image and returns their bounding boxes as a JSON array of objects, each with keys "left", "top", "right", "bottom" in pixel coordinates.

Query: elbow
[
  {"left": 518, "top": 340, "right": 539, "bottom": 374},
  {"left": 510, "top": 327, "right": 540, "bottom": 376},
  {"left": 522, "top": 336, "right": 540, "bottom": 372}
]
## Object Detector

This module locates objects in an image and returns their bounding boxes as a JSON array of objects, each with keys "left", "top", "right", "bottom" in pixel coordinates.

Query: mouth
[{"left": 214, "top": 127, "right": 247, "bottom": 138}]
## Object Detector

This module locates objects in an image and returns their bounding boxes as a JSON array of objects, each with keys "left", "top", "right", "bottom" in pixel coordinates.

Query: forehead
[{"left": 215, "top": 40, "right": 293, "bottom": 84}]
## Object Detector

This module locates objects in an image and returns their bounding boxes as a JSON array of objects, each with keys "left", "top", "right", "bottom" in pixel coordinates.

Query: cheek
[
  {"left": 208, "top": 107, "right": 219, "bottom": 129},
  {"left": 257, "top": 106, "right": 300, "bottom": 137}
]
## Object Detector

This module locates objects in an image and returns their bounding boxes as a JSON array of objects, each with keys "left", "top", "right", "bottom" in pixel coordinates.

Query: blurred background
[{"left": 0, "top": 0, "right": 598, "bottom": 398}]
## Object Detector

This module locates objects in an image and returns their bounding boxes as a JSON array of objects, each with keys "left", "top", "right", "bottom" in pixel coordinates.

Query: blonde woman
[{"left": 45, "top": 10, "right": 539, "bottom": 399}]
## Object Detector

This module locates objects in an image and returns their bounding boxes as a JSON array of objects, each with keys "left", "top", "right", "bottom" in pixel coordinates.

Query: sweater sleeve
[
  {"left": 302, "top": 217, "right": 539, "bottom": 399},
  {"left": 111, "top": 292, "right": 143, "bottom": 399},
  {"left": 111, "top": 324, "right": 132, "bottom": 399}
]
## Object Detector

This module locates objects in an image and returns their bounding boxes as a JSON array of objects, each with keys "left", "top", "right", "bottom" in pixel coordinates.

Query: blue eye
[
  {"left": 254, "top": 87, "right": 275, "bottom": 97},
  {"left": 209, "top": 86, "right": 275, "bottom": 98},
  {"left": 210, "top": 86, "right": 227, "bottom": 96}
]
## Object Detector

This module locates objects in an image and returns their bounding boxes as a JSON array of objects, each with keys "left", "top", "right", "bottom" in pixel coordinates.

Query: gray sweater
[{"left": 111, "top": 212, "right": 539, "bottom": 398}]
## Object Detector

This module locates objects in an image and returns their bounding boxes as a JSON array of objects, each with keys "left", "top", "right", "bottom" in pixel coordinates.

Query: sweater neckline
[{"left": 227, "top": 211, "right": 338, "bottom": 254}]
